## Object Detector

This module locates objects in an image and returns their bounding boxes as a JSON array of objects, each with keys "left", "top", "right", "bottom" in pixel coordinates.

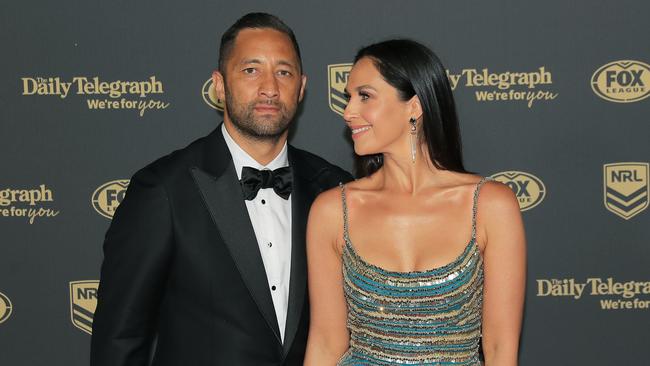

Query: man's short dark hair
[{"left": 218, "top": 12, "right": 303, "bottom": 75}]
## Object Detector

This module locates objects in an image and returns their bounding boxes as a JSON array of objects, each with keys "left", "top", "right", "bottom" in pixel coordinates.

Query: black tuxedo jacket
[{"left": 90, "top": 126, "right": 352, "bottom": 366}]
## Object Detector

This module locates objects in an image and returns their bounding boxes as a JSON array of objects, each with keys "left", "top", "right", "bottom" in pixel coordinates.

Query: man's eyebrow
[
  {"left": 239, "top": 58, "right": 262, "bottom": 65},
  {"left": 238, "top": 59, "right": 298, "bottom": 69},
  {"left": 277, "top": 60, "right": 298, "bottom": 69}
]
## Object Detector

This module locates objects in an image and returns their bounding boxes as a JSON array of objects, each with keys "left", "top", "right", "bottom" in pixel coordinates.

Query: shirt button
[
  {"left": 261, "top": 199, "right": 266, "bottom": 204},
  {"left": 271, "top": 285, "right": 276, "bottom": 291},
  {"left": 268, "top": 242, "right": 273, "bottom": 248}
]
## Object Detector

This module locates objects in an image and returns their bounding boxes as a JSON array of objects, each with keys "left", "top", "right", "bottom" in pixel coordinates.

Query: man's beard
[{"left": 224, "top": 85, "right": 297, "bottom": 142}]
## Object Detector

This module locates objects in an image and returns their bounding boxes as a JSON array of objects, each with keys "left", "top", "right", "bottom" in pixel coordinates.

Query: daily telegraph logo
[
  {"left": 537, "top": 277, "right": 650, "bottom": 311},
  {"left": 490, "top": 171, "right": 546, "bottom": 211},
  {"left": 92, "top": 180, "right": 129, "bottom": 219},
  {"left": 591, "top": 60, "right": 650, "bottom": 103},
  {"left": 326, "top": 63, "right": 557, "bottom": 114},
  {"left": 21, "top": 76, "right": 170, "bottom": 116},
  {"left": 447, "top": 67, "right": 558, "bottom": 108},
  {"left": 69, "top": 281, "right": 99, "bottom": 335},
  {"left": 0, "top": 291, "right": 12, "bottom": 324},
  {"left": 0, "top": 185, "right": 60, "bottom": 224},
  {"left": 604, "top": 162, "right": 648, "bottom": 220},
  {"left": 328, "top": 63, "right": 352, "bottom": 116},
  {"left": 201, "top": 78, "right": 225, "bottom": 111}
]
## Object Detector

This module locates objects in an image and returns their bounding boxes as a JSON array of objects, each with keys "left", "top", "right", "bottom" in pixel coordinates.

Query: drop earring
[{"left": 409, "top": 117, "right": 417, "bottom": 163}]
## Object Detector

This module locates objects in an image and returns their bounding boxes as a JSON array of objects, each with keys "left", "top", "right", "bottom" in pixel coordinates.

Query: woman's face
[{"left": 343, "top": 57, "right": 417, "bottom": 157}]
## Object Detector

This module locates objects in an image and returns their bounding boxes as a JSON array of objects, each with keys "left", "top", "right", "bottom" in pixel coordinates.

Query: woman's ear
[{"left": 408, "top": 95, "right": 423, "bottom": 121}]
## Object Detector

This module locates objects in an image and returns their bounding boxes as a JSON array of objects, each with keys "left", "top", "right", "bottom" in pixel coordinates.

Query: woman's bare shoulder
[
  {"left": 311, "top": 174, "right": 381, "bottom": 216},
  {"left": 342, "top": 174, "right": 377, "bottom": 191},
  {"left": 478, "top": 179, "right": 520, "bottom": 212},
  {"left": 308, "top": 185, "right": 347, "bottom": 253},
  {"left": 311, "top": 185, "right": 344, "bottom": 216}
]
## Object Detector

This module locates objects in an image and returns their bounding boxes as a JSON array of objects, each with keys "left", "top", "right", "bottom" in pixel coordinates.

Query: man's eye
[
  {"left": 277, "top": 70, "right": 292, "bottom": 76},
  {"left": 243, "top": 68, "right": 257, "bottom": 74}
]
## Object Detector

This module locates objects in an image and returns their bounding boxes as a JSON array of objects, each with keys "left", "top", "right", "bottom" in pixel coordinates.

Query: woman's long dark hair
[{"left": 353, "top": 39, "right": 468, "bottom": 177}]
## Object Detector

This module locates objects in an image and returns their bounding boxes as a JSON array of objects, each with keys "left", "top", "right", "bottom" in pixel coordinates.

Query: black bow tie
[{"left": 240, "top": 166, "right": 293, "bottom": 200}]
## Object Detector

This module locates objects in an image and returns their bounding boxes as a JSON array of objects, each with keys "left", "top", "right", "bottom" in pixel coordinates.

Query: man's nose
[{"left": 259, "top": 72, "right": 279, "bottom": 99}]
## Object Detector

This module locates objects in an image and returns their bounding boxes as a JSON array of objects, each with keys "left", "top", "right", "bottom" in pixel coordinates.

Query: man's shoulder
[
  {"left": 289, "top": 145, "right": 353, "bottom": 184},
  {"left": 132, "top": 130, "right": 216, "bottom": 183}
]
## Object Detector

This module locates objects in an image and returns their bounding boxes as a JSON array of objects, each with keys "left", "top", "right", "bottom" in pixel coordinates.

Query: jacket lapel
[
  {"left": 283, "top": 147, "right": 319, "bottom": 355},
  {"left": 190, "top": 127, "right": 281, "bottom": 343}
]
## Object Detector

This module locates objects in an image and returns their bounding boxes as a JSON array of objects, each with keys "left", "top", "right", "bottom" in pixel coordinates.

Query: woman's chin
[{"left": 353, "top": 145, "right": 380, "bottom": 157}]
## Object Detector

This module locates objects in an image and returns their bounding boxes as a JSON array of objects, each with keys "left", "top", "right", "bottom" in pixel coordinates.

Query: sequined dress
[{"left": 337, "top": 178, "right": 489, "bottom": 365}]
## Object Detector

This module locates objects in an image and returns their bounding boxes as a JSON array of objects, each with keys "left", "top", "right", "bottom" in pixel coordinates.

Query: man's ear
[
  {"left": 212, "top": 70, "right": 226, "bottom": 102},
  {"left": 298, "top": 74, "right": 307, "bottom": 102}
]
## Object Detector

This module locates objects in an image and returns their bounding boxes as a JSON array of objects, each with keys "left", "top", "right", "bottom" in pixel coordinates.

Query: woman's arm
[
  {"left": 304, "top": 188, "right": 350, "bottom": 365},
  {"left": 479, "top": 182, "right": 527, "bottom": 366}
]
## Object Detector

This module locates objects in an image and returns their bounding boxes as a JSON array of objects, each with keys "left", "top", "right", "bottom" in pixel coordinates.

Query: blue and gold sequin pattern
[{"left": 337, "top": 178, "right": 490, "bottom": 365}]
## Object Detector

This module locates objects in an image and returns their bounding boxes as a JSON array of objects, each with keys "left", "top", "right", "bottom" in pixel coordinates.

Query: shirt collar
[{"left": 221, "top": 123, "right": 289, "bottom": 180}]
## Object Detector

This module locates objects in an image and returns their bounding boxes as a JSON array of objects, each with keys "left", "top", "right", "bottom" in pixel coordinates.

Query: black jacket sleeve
[{"left": 90, "top": 167, "right": 173, "bottom": 366}]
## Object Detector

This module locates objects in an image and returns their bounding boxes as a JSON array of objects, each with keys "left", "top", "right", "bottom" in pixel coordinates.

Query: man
[{"left": 90, "top": 13, "right": 352, "bottom": 366}]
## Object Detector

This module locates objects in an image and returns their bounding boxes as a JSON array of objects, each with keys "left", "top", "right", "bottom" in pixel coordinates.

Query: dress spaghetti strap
[
  {"left": 471, "top": 177, "right": 491, "bottom": 241},
  {"left": 338, "top": 182, "right": 350, "bottom": 242}
]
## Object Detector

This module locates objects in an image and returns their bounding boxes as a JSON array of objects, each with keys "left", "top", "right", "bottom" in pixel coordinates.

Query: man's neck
[{"left": 223, "top": 120, "right": 288, "bottom": 166}]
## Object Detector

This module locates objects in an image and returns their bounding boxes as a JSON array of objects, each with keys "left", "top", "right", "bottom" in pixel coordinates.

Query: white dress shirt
[{"left": 221, "top": 124, "right": 292, "bottom": 342}]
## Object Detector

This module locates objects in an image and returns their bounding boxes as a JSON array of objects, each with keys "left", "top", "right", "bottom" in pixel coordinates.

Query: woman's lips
[{"left": 350, "top": 125, "right": 372, "bottom": 139}]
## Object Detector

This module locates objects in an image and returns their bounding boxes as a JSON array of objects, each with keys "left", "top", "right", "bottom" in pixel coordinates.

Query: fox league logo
[
  {"left": 491, "top": 171, "right": 546, "bottom": 211},
  {"left": 201, "top": 78, "right": 225, "bottom": 111},
  {"left": 0, "top": 291, "right": 12, "bottom": 324},
  {"left": 69, "top": 281, "right": 99, "bottom": 334},
  {"left": 328, "top": 63, "right": 352, "bottom": 116},
  {"left": 591, "top": 60, "right": 650, "bottom": 103},
  {"left": 604, "top": 162, "right": 648, "bottom": 220},
  {"left": 92, "top": 180, "right": 130, "bottom": 219}
]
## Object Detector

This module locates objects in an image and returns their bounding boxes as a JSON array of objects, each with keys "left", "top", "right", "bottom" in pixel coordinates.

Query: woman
[{"left": 304, "top": 39, "right": 526, "bottom": 365}]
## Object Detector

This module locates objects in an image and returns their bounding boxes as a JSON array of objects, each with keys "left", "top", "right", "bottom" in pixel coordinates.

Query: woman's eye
[{"left": 359, "top": 92, "right": 370, "bottom": 101}]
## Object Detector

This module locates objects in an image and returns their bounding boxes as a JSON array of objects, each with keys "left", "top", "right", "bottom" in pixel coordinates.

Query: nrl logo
[
  {"left": 328, "top": 63, "right": 352, "bottom": 116},
  {"left": 603, "top": 162, "right": 648, "bottom": 220},
  {"left": 69, "top": 280, "right": 99, "bottom": 334}
]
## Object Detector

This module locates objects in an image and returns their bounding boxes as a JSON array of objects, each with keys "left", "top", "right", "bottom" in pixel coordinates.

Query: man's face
[{"left": 213, "top": 28, "right": 306, "bottom": 141}]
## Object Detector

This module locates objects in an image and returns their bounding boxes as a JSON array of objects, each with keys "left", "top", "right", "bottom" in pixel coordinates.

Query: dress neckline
[
  {"left": 343, "top": 234, "right": 479, "bottom": 276},
  {"left": 339, "top": 177, "right": 489, "bottom": 277}
]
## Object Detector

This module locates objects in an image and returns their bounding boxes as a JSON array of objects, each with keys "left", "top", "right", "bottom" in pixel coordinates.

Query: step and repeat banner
[{"left": 1, "top": 1, "right": 648, "bottom": 365}]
